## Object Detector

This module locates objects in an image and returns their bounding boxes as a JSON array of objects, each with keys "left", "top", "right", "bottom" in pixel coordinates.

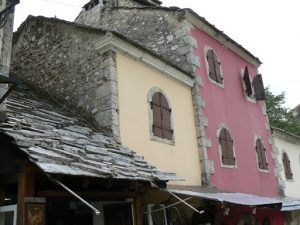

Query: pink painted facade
[{"left": 191, "top": 28, "right": 279, "bottom": 197}]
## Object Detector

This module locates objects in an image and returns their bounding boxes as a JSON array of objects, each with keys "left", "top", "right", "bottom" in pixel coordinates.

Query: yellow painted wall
[
  {"left": 273, "top": 136, "right": 300, "bottom": 198},
  {"left": 116, "top": 53, "right": 202, "bottom": 186}
]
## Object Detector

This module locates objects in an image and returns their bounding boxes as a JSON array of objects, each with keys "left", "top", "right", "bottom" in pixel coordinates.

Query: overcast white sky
[{"left": 13, "top": 0, "right": 299, "bottom": 108}]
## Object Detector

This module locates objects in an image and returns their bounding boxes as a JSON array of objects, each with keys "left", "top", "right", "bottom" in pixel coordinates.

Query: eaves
[
  {"left": 185, "top": 9, "right": 262, "bottom": 68},
  {"left": 272, "top": 127, "right": 300, "bottom": 145},
  {"left": 95, "top": 32, "right": 194, "bottom": 87}
]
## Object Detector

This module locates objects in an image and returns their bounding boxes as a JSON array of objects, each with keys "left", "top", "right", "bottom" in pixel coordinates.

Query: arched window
[
  {"left": 242, "top": 66, "right": 254, "bottom": 98},
  {"left": 255, "top": 139, "right": 268, "bottom": 170},
  {"left": 282, "top": 152, "right": 293, "bottom": 180},
  {"left": 219, "top": 128, "right": 235, "bottom": 165},
  {"left": 206, "top": 49, "right": 223, "bottom": 84},
  {"left": 150, "top": 92, "right": 173, "bottom": 140}
]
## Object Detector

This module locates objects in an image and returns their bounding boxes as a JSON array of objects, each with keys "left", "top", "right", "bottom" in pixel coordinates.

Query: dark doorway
[
  {"left": 104, "top": 204, "right": 133, "bottom": 225},
  {"left": 47, "top": 200, "right": 93, "bottom": 225}
]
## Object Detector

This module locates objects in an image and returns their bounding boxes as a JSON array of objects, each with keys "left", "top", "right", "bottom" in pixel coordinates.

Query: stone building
[
  {"left": 8, "top": 15, "right": 213, "bottom": 225},
  {"left": 75, "top": 0, "right": 286, "bottom": 224},
  {"left": 6, "top": 0, "right": 289, "bottom": 225},
  {"left": 0, "top": 0, "right": 19, "bottom": 111},
  {"left": 272, "top": 128, "right": 300, "bottom": 225},
  {"left": 292, "top": 105, "right": 300, "bottom": 122}
]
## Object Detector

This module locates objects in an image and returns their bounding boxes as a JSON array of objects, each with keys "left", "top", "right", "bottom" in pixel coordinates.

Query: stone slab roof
[
  {"left": 0, "top": 85, "right": 180, "bottom": 182},
  {"left": 272, "top": 127, "right": 300, "bottom": 145}
]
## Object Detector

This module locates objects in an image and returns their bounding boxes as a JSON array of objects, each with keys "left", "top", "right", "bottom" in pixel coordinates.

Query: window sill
[
  {"left": 244, "top": 94, "right": 256, "bottom": 104},
  {"left": 150, "top": 135, "right": 175, "bottom": 146},
  {"left": 220, "top": 164, "right": 237, "bottom": 169},
  {"left": 285, "top": 178, "right": 294, "bottom": 183},
  {"left": 208, "top": 77, "right": 224, "bottom": 88},
  {"left": 258, "top": 168, "right": 269, "bottom": 173}
]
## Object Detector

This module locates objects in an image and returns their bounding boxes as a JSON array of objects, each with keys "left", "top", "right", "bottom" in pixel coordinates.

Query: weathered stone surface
[
  {"left": 0, "top": 0, "right": 15, "bottom": 111},
  {"left": 0, "top": 84, "right": 179, "bottom": 181},
  {"left": 11, "top": 16, "right": 120, "bottom": 140},
  {"left": 75, "top": 6, "right": 195, "bottom": 75}
]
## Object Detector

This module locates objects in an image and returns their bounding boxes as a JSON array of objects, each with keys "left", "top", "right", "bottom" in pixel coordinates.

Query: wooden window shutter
[
  {"left": 243, "top": 66, "right": 253, "bottom": 96},
  {"left": 160, "top": 94, "right": 173, "bottom": 140},
  {"left": 207, "top": 50, "right": 217, "bottom": 82},
  {"left": 213, "top": 52, "right": 223, "bottom": 83},
  {"left": 152, "top": 92, "right": 163, "bottom": 138},
  {"left": 219, "top": 129, "right": 229, "bottom": 165},
  {"left": 219, "top": 128, "right": 235, "bottom": 166},
  {"left": 253, "top": 74, "right": 266, "bottom": 101},
  {"left": 283, "top": 152, "right": 293, "bottom": 179},
  {"left": 256, "top": 139, "right": 268, "bottom": 170},
  {"left": 151, "top": 92, "right": 173, "bottom": 141}
]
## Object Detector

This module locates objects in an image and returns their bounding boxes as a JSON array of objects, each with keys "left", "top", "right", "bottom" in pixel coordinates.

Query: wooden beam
[
  {"left": 37, "top": 190, "right": 135, "bottom": 199},
  {"left": 134, "top": 194, "right": 143, "bottom": 225},
  {"left": 17, "top": 160, "right": 39, "bottom": 173},
  {"left": 17, "top": 172, "right": 35, "bottom": 225}
]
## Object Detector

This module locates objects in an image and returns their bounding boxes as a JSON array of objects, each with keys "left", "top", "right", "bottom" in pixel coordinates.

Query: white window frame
[
  {"left": 240, "top": 67, "right": 256, "bottom": 103},
  {"left": 147, "top": 204, "right": 168, "bottom": 225},
  {"left": 204, "top": 46, "right": 224, "bottom": 88},
  {"left": 216, "top": 123, "right": 237, "bottom": 169},
  {"left": 0, "top": 205, "right": 17, "bottom": 225},
  {"left": 253, "top": 136, "right": 269, "bottom": 173},
  {"left": 147, "top": 87, "right": 175, "bottom": 145}
]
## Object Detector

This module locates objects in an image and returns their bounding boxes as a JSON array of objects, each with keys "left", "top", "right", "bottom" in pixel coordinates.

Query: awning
[
  {"left": 281, "top": 200, "right": 300, "bottom": 211},
  {"left": 168, "top": 187, "right": 282, "bottom": 206}
]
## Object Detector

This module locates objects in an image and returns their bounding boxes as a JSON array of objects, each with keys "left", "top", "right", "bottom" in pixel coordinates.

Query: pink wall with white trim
[{"left": 191, "top": 27, "right": 279, "bottom": 197}]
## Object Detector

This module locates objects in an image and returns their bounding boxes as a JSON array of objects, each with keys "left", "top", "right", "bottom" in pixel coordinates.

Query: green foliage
[{"left": 265, "top": 87, "right": 300, "bottom": 136}]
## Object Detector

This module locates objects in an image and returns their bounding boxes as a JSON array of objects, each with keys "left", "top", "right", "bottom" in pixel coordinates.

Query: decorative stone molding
[
  {"left": 95, "top": 33, "right": 194, "bottom": 87},
  {"left": 203, "top": 46, "right": 224, "bottom": 88},
  {"left": 146, "top": 87, "right": 175, "bottom": 145},
  {"left": 253, "top": 135, "right": 269, "bottom": 173},
  {"left": 216, "top": 123, "right": 237, "bottom": 169},
  {"left": 186, "top": 10, "right": 261, "bottom": 68}
]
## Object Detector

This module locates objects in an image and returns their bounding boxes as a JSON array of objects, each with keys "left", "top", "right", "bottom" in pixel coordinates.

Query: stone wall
[
  {"left": 76, "top": 0, "right": 143, "bottom": 25},
  {"left": 75, "top": 7, "right": 195, "bottom": 74},
  {"left": 11, "top": 17, "right": 120, "bottom": 140},
  {"left": 0, "top": 0, "right": 15, "bottom": 112}
]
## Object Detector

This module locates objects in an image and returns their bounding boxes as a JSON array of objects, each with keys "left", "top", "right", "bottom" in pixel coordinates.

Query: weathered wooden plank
[
  {"left": 17, "top": 171, "right": 35, "bottom": 225},
  {"left": 134, "top": 194, "right": 143, "bottom": 225}
]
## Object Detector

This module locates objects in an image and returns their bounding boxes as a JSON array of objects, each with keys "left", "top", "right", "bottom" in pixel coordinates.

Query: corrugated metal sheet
[
  {"left": 281, "top": 199, "right": 300, "bottom": 211},
  {"left": 0, "top": 85, "right": 180, "bottom": 182},
  {"left": 169, "top": 189, "right": 282, "bottom": 206}
]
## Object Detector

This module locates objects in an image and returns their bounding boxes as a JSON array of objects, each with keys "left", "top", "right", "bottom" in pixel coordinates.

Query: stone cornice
[
  {"left": 95, "top": 33, "right": 194, "bottom": 87},
  {"left": 185, "top": 10, "right": 261, "bottom": 68},
  {"left": 272, "top": 127, "right": 300, "bottom": 145}
]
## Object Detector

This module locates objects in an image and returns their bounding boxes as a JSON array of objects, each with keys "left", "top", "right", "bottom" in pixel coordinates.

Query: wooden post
[
  {"left": 0, "top": 188, "right": 5, "bottom": 205},
  {"left": 134, "top": 194, "right": 143, "bottom": 225},
  {"left": 17, "top": 171, "right": 35, "bottom": 225}
]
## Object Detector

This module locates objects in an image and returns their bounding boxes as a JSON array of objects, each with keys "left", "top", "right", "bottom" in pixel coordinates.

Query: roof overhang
[
  {"left": 185, "top": 9, "right": 262, "bottom": 68},
  {"left": 168, "top": 187, "right": 282, "bottom": 206},
  {"left": 281, "top": 200, "right": 300, "bottom": 211},
  {"left": 272, "top": 127, "right": 300, "bottom": 144},
  {"left": 94, "top": 33, "right": 194, "bottom": 87}
]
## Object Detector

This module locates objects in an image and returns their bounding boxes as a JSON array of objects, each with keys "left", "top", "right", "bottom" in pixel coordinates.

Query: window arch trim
[
  {"left": 216, "top": 124, "right": 237, "bottom": 168},
  {"left": 204, "top": 46, "right": 224, "bottom": 88},
  {"left": 253, "top": 136, "right": 269, "bottom": 172},
  {"left": 147, "top": 87, "right": 175, "bottom": 145},
  {"left": 241, "top": 66, "right": 256, "bottom": 103}
]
